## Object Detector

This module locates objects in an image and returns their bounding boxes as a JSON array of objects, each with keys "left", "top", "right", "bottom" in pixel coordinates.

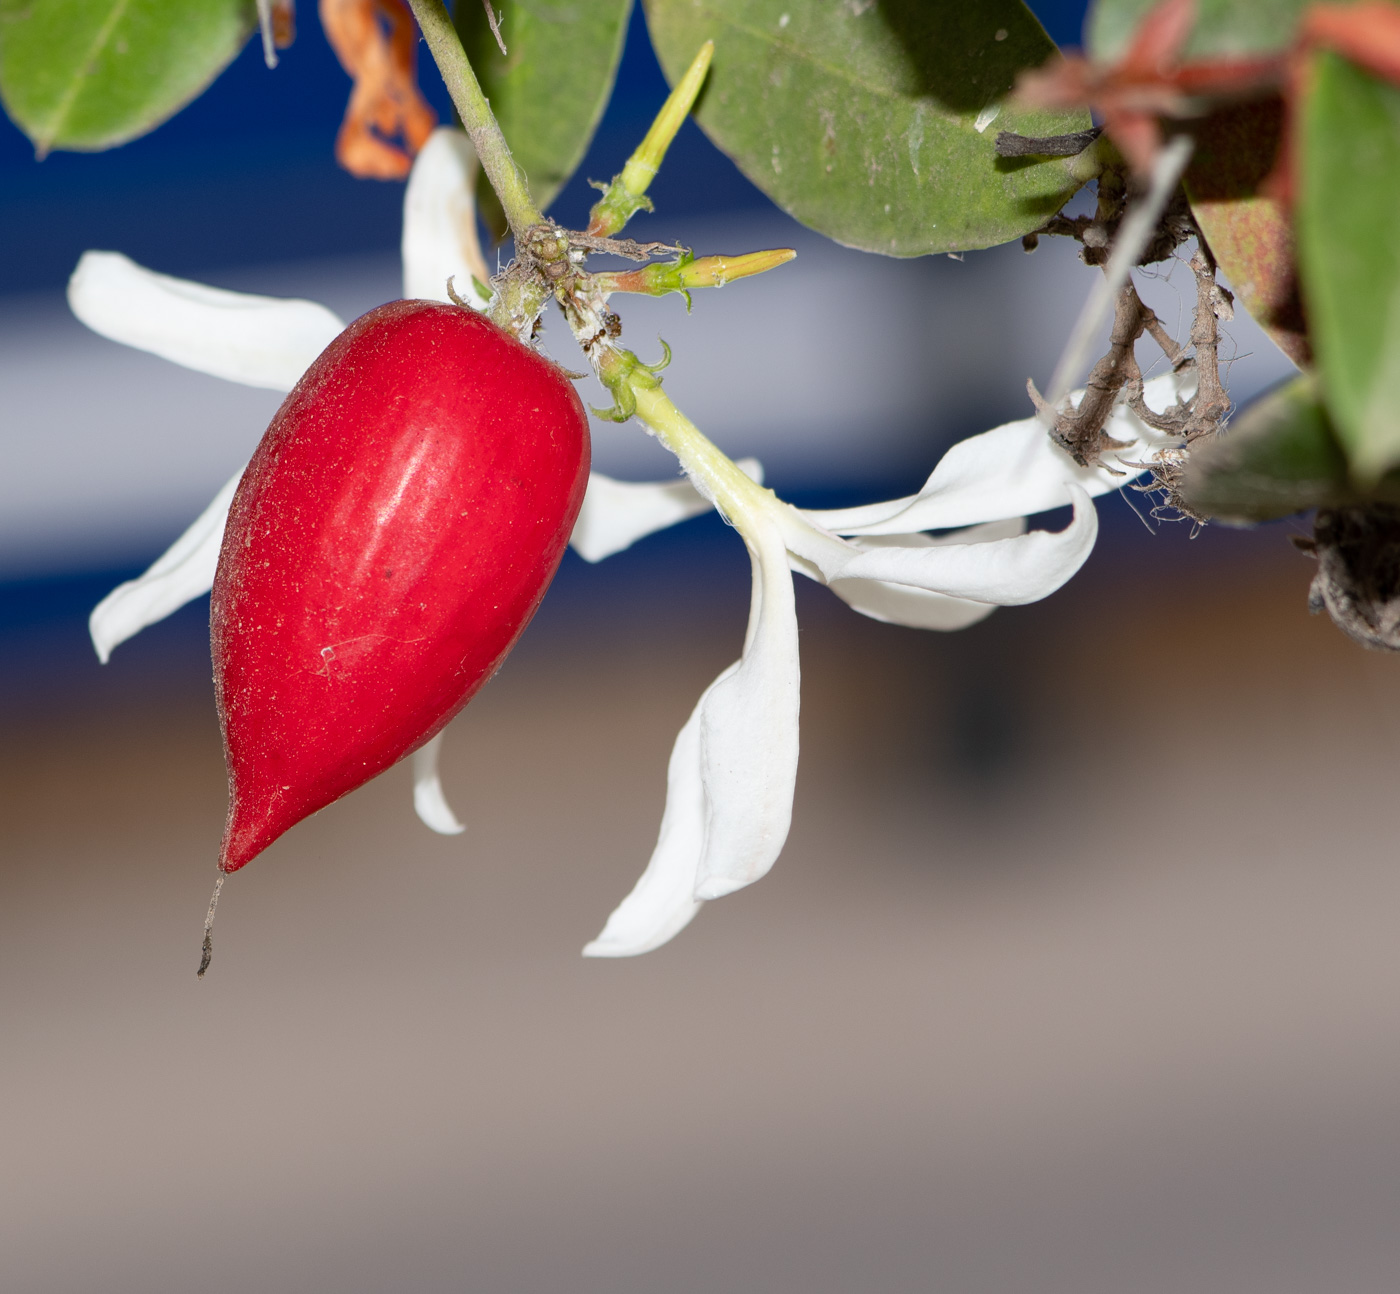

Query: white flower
[
  {"left": 67, "top": 125, "right": 1187, "bottom": 959},
  {"left": 577, "top": 374, "right": 1185, "bottom": 955}
]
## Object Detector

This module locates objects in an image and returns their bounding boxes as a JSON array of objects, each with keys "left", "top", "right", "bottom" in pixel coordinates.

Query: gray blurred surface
[
  {"left": 0, "top": 214, "right": 1297, "bottom": 578},
  {"left": 3, "top": 546, "right": 1399, "bottom": 1293}
]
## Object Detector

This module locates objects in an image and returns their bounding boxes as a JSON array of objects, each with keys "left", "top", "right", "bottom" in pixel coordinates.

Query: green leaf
[
  {"left": 457, "top": 0, "right": 633, "bottom": 237},
  {"left": 1087, "top": 0, "right": 1310, "bottom": 61},
  {"left": 1181, "top": 376, "right": 1360, "bottom": 524},
  {"left": 1184, "top": 99, "right": 1310, "bottom": 367},
  {"left": 1297, "top": 50, "right": 1400, "bottom": 482},
  {"left": 641, "top": 0, "right": 1092, "bottom": 256},
  {"left": 0, "top": 0, "right": 255, "bottom": 155}
]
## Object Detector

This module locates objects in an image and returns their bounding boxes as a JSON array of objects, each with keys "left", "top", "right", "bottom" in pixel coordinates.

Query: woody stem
[{"left": 404, "top": 0, "right": 544, "bottom": 240}]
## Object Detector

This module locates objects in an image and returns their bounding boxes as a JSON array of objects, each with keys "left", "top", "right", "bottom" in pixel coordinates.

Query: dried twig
[
  {"left": 1029, "top": 279, "right": 1163, "bottom": 466},
  {"left": 480, "top": 0, "right": 507, "bottom": 55},
  {"left": 567, "top": 233, "right": 684, "bottom": 261},
  {"left": 1127, "top": 247, "right": 1235, "bottom": 518}
]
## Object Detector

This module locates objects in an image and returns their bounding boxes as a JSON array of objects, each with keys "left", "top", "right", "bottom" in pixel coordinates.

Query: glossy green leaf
[
  {"left": 0, "top": 0, "right": 254, "bottom": 155},
  {"left": 457, "top": 0, "right": 632, "bottom": 237},
  {"left": 1297, "top": 50, "right": 1400, "bottom": 482},
  {"left": 642, "top": 0, "right": 1092, "bottom": 256},
  {"left": 1181, "top": 377, "right": 1357, "bottom": 523},
  {"left": 1087, "top": 0, "right": 1310, "bottom": 61}
]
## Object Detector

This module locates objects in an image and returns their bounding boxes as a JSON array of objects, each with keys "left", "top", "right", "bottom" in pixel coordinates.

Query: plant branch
[{"left": 405, "top": 0, "right": 542, "bottom": 239}]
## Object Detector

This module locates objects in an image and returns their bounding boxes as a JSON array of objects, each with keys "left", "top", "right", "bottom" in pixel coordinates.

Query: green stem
[{"left": 405, "top": 0, "right": 543, "bottom": 240}]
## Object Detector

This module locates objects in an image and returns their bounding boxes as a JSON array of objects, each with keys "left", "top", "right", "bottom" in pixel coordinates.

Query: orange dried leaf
[
  {"left": 273, "top": 1, "right": 296, "bottom": 47},
  {"left": 320, "top": 0, "right": 437, "bottom": 180}
]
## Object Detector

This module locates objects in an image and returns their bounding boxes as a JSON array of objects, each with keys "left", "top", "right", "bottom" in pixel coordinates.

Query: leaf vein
[{"left": 39, "top": 0, "right": 134, "bottom": 154}]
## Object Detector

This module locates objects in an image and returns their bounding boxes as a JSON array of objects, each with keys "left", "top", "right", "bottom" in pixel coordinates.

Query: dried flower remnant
[
  {"left": 321, "top": 0, "right": 437, "bottom": 179},
  {"left": 1301, "top": 506, "right": 1400, "bottom": 650}
]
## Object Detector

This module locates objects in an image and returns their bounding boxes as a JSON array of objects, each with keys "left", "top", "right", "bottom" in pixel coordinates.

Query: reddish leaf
[
  {"left": 1016, "top": 0, "right": 1281, "bottom": 174},
  {"left": 1185, "top": 98, "right": 1310, "bottom": 365},
  {"left": 1119, "top": 0, "right": 1197, "bottom": 78},
  {"left": 1303, "top": 2, "right": 1400, "bottom": 83}
]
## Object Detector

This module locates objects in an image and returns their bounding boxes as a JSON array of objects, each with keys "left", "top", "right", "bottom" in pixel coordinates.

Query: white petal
[
  {"left": 89, "top": 467, "right": 243, "bottom": 663},
  {"left": 582, "top": 692, "right": 709, "bottom": 957},
  {"left": 823, "top": 519, "right": 1025, "bottom": 630},
  {"left": 68, "top": 251, "right": 344, "bottom": 391},
  {"left": 806, "top": 372, "right": 1188, "bottom": 537},
  {"left": 694, "top": 509, "right": 800, "bottom": 900},
  {"left": 412, "top": 731, "right": 466, "bottom": 835},
  {"left": 402, "top": 128, "right": 491, "bottom": 305},
  {"left": 786, "top": 484, "right": 1098, "bottom": 606},
  {"left": 569, "top": 459, "right": 763, "bottom": 563},
  {"left": 583, "top": 507, "right": 802, "bottom": 952},
  {"left": 829, "top": 484, "right": 1096, "bottom": 605}
]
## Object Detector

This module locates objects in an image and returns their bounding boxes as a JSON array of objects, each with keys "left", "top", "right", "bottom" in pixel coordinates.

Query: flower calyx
[{"left": 588, "top": 343, "right": 670, "bottom": 423}]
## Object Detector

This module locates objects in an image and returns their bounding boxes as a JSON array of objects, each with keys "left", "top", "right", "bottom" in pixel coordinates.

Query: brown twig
[
  {"left": 567, "top": 233, "right": 684, "bottom": 261},
  {"left": 479, "top": 0, "right": 507, "bottom": 55},
  {"left": 1028, "top": 279, "right": 1172, "bottom": 467},
  {"left": 1128, "top": 247, "right": 1236, "bottom": 518}
]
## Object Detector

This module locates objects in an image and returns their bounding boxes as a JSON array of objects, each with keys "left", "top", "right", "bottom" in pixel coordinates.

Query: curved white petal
[
  {"left": 694, "top": 508, "right": 800, "bottom": 901},
  {"left": 402, "top": 128, "right": 491, "bottom": 305},
  {"left": 807, "top": 372, "right": 1188, "bottom": 536},
  {"left": 786, "top": 484, "right": 1098, "bottom": 606},
  {"left": 824, "top": 519, "right": 1025, "bottom": 630},
  {"left": 583, "top": 507, "right": 801, "bottom": 952},
  {"left": 583, "top": 692, "right": 709, "bottom": 957},
  {"left": 569, "top": 459, "right": 764, "bottom": 563},
  {"left": 90, "top": 466, "right": 243, "bottom": 663},
  {"left": 830, "top": 484, "right": 1096, "bottom": 605},
  {"left": 68, "top": 251, "right": 345, "bottom": 391},
  {"left": 412, "top": 731, "right": 466, "bottom": 835}
]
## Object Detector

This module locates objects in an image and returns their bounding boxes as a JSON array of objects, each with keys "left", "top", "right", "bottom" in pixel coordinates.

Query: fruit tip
[{"left": 197, "top": 872, "right": 225, "bottom": 980}]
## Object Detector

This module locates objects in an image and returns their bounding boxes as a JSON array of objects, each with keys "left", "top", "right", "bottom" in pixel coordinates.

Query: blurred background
[{"left": 4, "top": 4, "right": 1398, "bottom": 1292}]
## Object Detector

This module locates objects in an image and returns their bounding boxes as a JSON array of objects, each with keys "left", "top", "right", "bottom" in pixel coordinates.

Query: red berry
[{"left": 210, "top": 299, "right": 590, "bottom": 873}]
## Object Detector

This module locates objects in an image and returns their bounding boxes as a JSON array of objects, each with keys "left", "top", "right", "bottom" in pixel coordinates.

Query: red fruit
[{"left": 211, "top": 299, "right": 590, "bottom": 873}]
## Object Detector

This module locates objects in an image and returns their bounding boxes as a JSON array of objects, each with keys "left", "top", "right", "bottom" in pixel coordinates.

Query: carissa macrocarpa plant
[{"left": 46, "top": 0, "right": 1400, "bottom": 964}]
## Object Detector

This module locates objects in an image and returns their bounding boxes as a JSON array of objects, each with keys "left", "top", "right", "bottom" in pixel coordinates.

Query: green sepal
[
  {"left": 589, "top": 389, "right": 637, "bottom": 422},
  {"left": 590, "top": 343, "right": 665, "bottom": 421},
  {"left": 587, "top": 178, "right": 655, "bottom": 237},
  {"left": 640, "top": 337, "right": 672, "bottom": 373}
]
